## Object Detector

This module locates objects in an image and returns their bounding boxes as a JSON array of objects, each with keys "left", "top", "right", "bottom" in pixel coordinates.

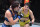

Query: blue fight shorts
[{"left": 2, "top": 23, "right": 12, "bottom": 27}]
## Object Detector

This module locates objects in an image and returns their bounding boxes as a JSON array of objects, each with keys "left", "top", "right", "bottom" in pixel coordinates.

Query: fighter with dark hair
[
  {"left": 18, "top": 3, "right": 35, "bottom": 27},
  {"left": 2, "top": 1, "right": 21, "bottom": 27}
]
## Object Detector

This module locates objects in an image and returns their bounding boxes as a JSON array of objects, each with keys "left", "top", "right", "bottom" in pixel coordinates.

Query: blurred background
[{"left": 0, "top": 0, "right": 40, "bottom": 27}]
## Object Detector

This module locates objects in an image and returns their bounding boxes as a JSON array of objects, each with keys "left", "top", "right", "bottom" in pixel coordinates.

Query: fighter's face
[
  {"left": 24, "top": 5, "right": 29, "bottom": 10},
  {"left": 14, "top": 4, "right": 20, "bottom": 11}
]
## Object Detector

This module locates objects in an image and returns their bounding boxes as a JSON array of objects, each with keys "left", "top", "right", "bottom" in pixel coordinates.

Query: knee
[{"left": 24, "top": 24, "right": 29, "bottom": 27}]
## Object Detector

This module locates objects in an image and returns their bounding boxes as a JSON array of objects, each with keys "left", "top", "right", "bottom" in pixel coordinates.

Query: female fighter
[
  {"left": 2, "top": 1, "right": 21, "bottom": 27},
  {"left": 18, "top": 3, "right": 35, "bottom": 27}
]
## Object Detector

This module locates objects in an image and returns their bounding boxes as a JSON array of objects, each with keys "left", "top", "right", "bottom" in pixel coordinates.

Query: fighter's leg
[{"left": 24, "top": 24, "right": 30, "bottom": 27}]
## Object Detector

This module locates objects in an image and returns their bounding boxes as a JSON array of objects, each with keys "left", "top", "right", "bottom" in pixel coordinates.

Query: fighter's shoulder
[
  {"left": 29, "top": 9, "right": 33, "bottom": 13},
  {"left": 5, "top": 10, "right": 11, "bottom": 15},
  {"left": 21, "top": 7, "right": 24, "bottom": 9},
  {"left": 20, "top": 7, "right": 24, "bottom": 10}
]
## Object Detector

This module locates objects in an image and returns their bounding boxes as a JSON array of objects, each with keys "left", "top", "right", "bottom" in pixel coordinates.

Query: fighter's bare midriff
[{"left": 4, "top": 20, "right": 13, "bottom": 25}]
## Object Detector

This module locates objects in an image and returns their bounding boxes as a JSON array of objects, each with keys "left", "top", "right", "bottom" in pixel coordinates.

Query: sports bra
[
  {"left": 5, "top": 9, "right": 17, "bottom": 22},
  {"left": 21, "top": 7, "right": 29, "bottom": 17}
]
